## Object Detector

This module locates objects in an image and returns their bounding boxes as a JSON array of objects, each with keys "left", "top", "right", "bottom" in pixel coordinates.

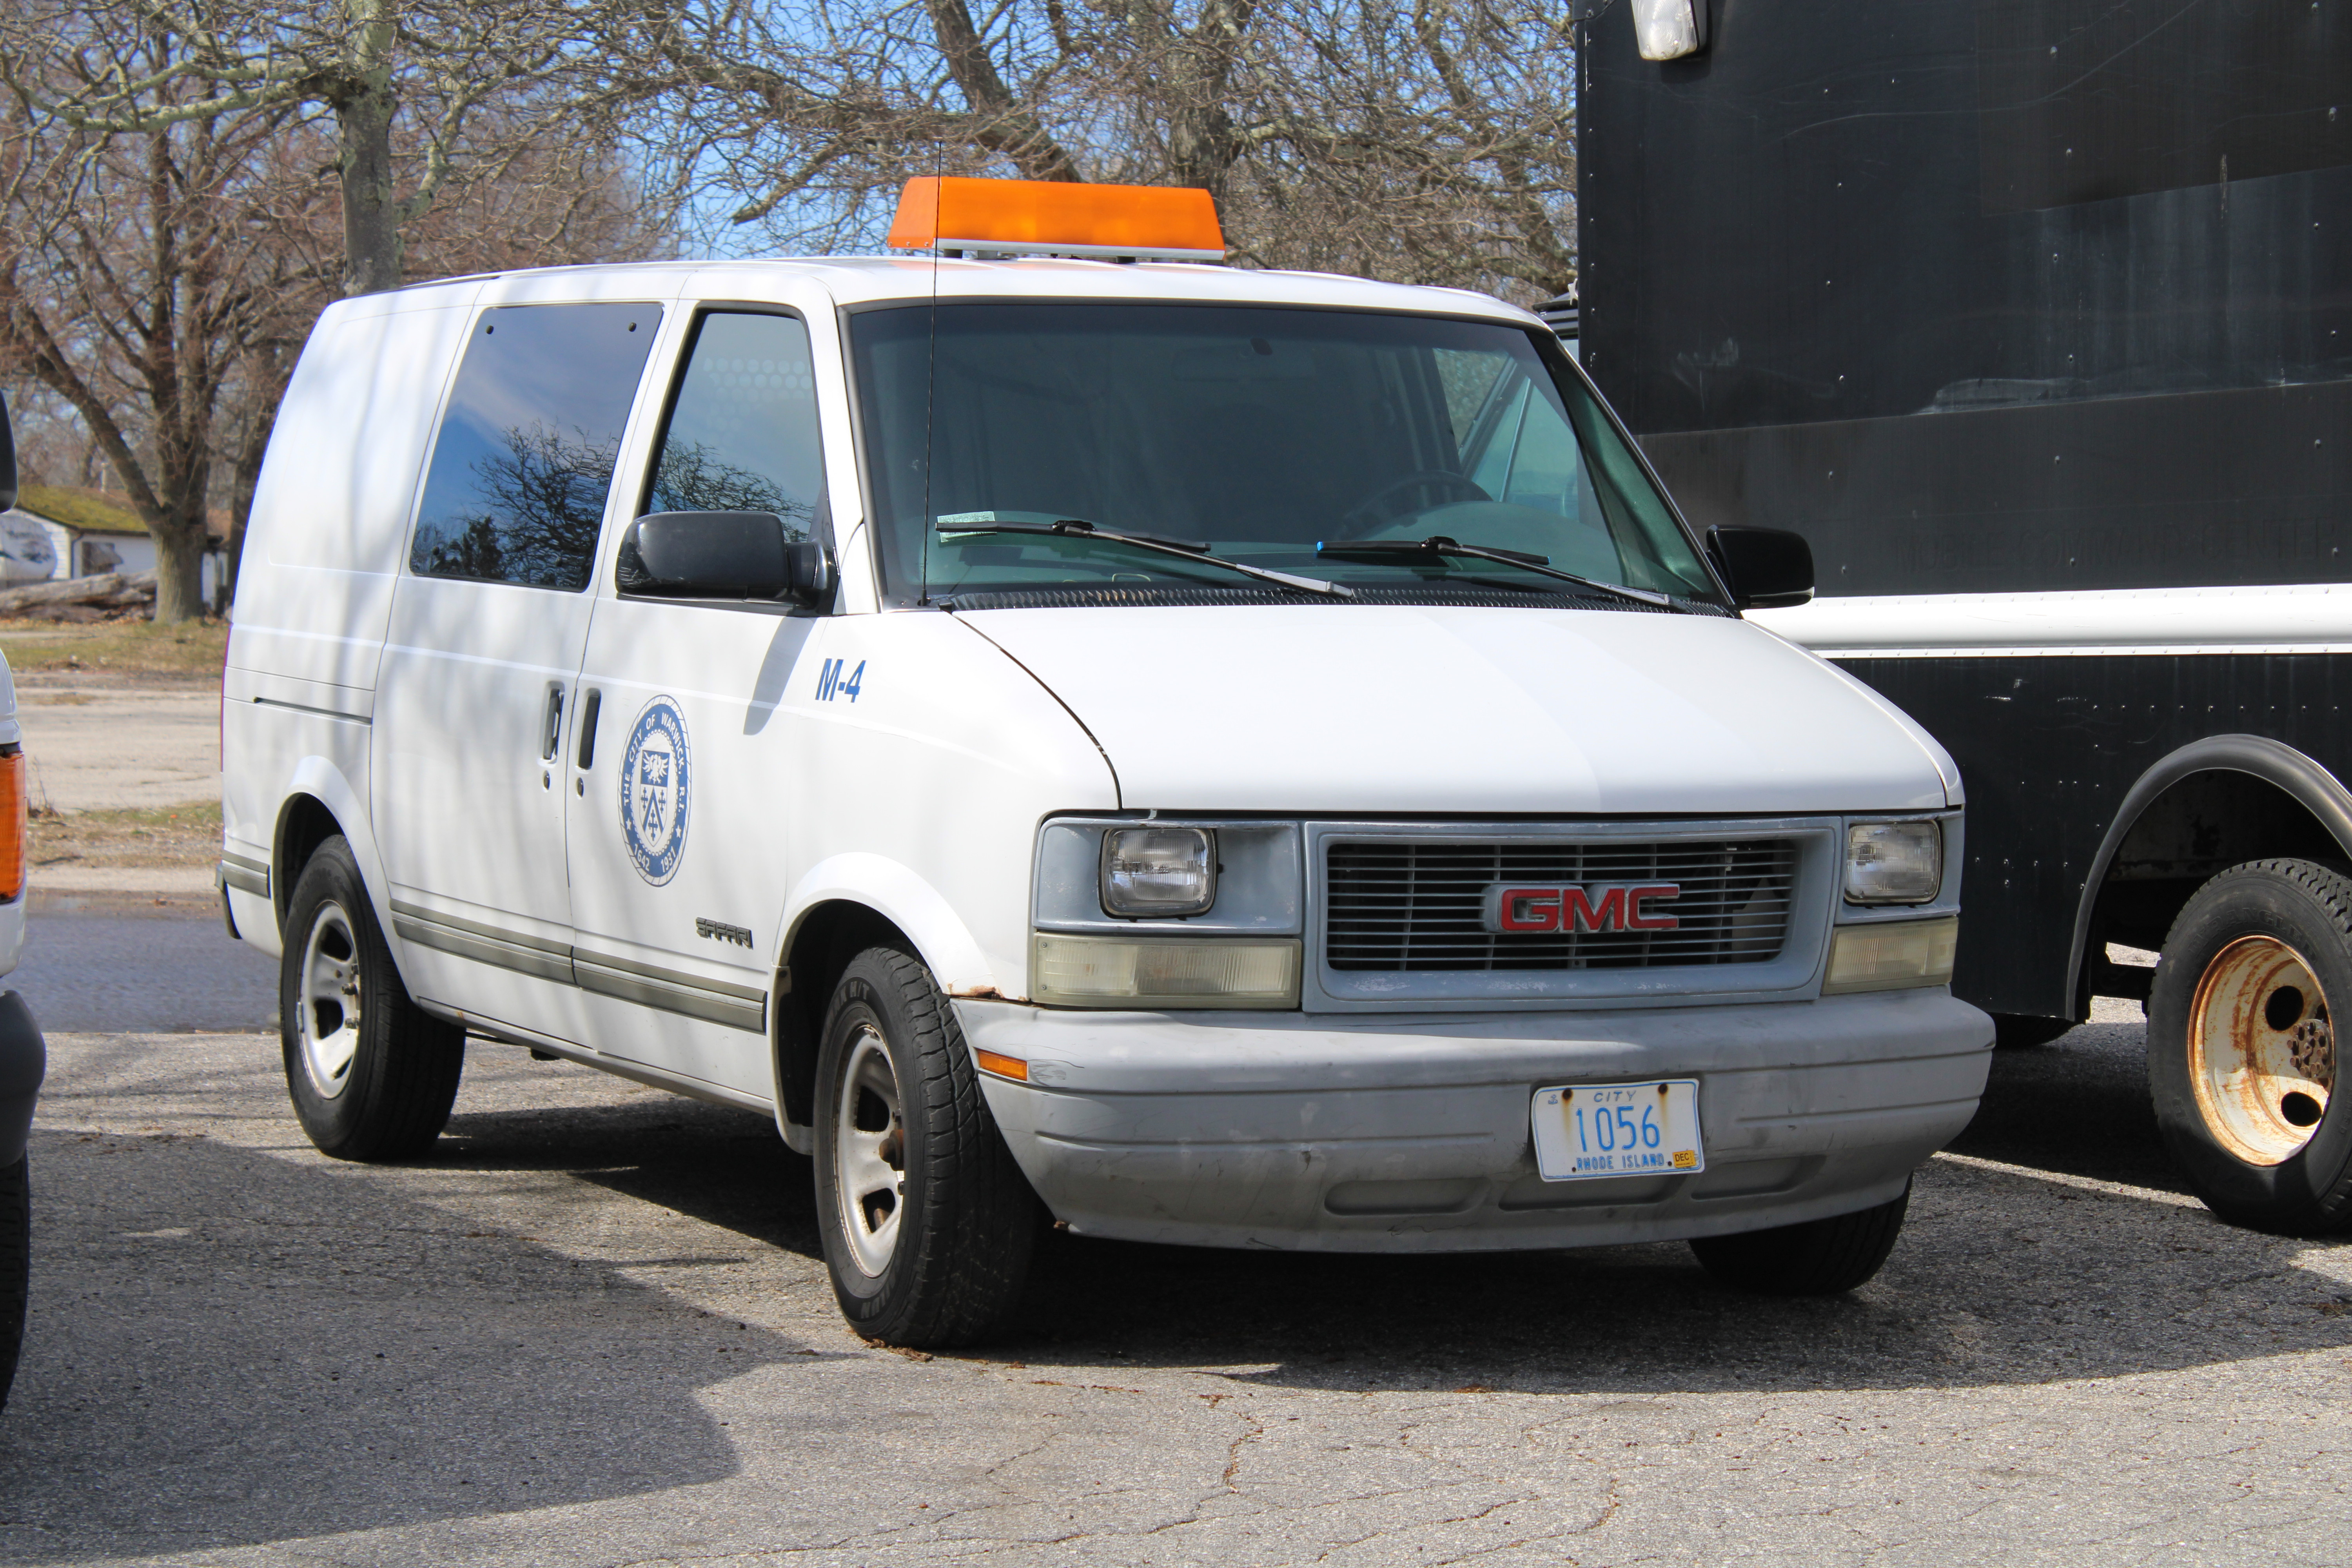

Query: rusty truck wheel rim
[{"left": 2189, "top": 935, "right": 2334, "bottom": 1166}]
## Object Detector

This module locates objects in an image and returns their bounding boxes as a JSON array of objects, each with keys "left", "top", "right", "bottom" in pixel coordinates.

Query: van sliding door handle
[
  {"left": 542, "top": 684, "right": 565, "bottom": 761},
  {"left": 576, "top": 688, "right": 602, "bottom": 769}
]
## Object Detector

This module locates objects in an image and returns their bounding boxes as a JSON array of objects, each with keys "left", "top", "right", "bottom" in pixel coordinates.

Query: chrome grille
[{"left": 1324, "top": 838, "right": 1798, "bottom": 972}]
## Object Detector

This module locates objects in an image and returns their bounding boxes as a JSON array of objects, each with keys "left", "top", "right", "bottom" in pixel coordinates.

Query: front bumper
[{"left": 958, "top": 988, "right": 1992, "bottom": 1252}]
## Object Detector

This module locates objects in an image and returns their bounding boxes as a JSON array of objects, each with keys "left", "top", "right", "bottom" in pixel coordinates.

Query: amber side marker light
[
  {"left": 0, "top": 748, "right": 24, "bottom": 902},
  {"left": 974, "top": 1049, "right": 1029, "bottom": 1082},
  {"left": 886, "top": 176, "right": 1226, "bottom": 262}
]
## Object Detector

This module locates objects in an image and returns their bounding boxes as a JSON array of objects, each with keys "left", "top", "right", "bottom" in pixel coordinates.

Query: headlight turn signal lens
[
  {"left": 1033, "top": 934, "right": 1300, "bottom": 1008},
  {"left": 1844, "top": 820, "right": 1942, "bottom": 904},
  {"left": 1822, "top": 916, "right": 1958, "bottom": 995}
]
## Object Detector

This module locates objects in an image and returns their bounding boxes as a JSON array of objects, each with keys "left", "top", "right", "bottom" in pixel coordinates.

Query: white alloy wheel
[
  {"left": 833, "top": 1024, "right": 907, "bottom": 1277},
  {"left": 2189, "top": 934, "right": 2335, "bottom": 1166},
  {"left": 297, "top": 901, "right": 364, "bottom": 1099}
]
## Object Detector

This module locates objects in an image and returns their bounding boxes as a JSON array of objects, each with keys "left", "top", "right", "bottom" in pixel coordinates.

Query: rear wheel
[
  {"left": 1690, "top": 1183, "right": 1910, "bottom": 1295},
  {"left": 279, "top": 837, "right": 465, "bottom": 1161},
  {"left": 813, "top": 946, "right": 1038, "bottom": 1347},
  {"left": 2149, "top": 858, "right": 2352, "bottom": 1234}
]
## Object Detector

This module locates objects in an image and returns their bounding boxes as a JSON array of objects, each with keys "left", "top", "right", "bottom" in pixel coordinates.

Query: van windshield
[{"left": 848, "top": 303, "right": 1720, "bottom": 608}]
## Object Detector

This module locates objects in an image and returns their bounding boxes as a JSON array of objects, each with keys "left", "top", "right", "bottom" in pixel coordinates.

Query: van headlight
[
  {"left": 1101, "top": 826, "right": 1216, "bottom": 917},
  {"left": 1033, "top": 934, "right": 1301, "bottom": 1008},
  {"left": 1844, "top": 820, "right": 1942, "bottom": 904}
]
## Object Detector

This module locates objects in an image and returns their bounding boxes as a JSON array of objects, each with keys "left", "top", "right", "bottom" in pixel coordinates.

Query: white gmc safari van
[{"left": 223, "top": 178, "right": 1993, "bottom": 1346}]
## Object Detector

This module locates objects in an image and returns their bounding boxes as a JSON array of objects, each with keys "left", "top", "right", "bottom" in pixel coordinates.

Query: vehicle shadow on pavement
[
  {"left": 1944, "top": 1017, "right": 2183, "bottom": 1192},
  {"left": 0, "top": 1126, "right": 834, "bottom": 1564},
  {"left": 418, "top": 1043, "right": 2352, "bottom": 1405},
  {"left": 437, "top": 1096, "right": 827, "bottom": 1263}
]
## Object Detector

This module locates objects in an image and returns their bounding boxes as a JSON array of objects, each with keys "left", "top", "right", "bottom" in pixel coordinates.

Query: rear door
[
  {"left": 373, "top": 296, "right": 664, "bottom": 1035},
  {"left": 563, "top": 300, "right": 840, "bottom": 1095}
]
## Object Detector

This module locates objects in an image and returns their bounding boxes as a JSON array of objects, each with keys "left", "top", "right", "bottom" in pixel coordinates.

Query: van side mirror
[
  {"left": 618, "top": 511, "right": 833, "bottom": 607},
  {"left": 0, "top": 390, "right": 17, "bottom": 514},
  {"left": 1706, "top": 526, "right": 1813, "bottom": 610}
]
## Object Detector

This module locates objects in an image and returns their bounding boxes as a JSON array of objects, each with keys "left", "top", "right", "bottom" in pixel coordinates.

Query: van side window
[
  {"left": 644, "top": 312, "right": 827, "bottom": 540},
  {"left": 409, "top": 303, "right": 661, "bottom": 591}
]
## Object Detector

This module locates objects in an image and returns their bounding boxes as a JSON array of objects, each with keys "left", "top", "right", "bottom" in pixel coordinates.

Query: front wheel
[
  {"left": 279, "top": 837, "right": 465, "bottom": 1161},
  {"left": 1689, "top": 1183, "right": 1910, "bottom": 1295},
  {"left": 813, "top": 946, "right": 1038, "bottom": 1347},
  {"left": 2149, "top": 858, "right": 2352, "bottom": 1234}
]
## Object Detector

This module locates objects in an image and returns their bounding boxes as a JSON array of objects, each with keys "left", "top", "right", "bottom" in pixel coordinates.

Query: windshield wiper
[
  {"left": 937, "top": 517, "right": 1355, "bottom": 599},
  {"left": 1315, "top": 535, "right": 1679, "bottom": 609}
]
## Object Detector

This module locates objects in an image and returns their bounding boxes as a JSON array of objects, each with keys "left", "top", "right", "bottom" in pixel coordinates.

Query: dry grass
[
  {"left": 29, "top": 798, "right": 221, "bottom": 873},
  {"left": 0, "top": 617, "right": 229, "bottom": 679}
]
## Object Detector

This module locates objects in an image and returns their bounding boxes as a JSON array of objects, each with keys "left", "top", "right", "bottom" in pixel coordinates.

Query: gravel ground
[{"left": 0, "top": 1010, "right": 2346, "bottom": 1567}]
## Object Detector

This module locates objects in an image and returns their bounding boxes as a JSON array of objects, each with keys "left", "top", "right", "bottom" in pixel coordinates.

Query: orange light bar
[
  {"left": 0, "top": 750, "right": 24, "bottom": 902},
  {"left": 887, "top": 177, "right": 1225, "bottom": 262},
  {"left": 974, "top": 1048, "right": 1029, "bottom": 1082}
]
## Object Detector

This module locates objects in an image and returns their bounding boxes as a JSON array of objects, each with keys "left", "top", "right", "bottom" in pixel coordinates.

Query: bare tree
[
  {"left": 0, "top": 16, "right": 667, "bottom": 620},
  {"left": 606, "top": 0, "right": 1577, "bottom": 301},
  {"left": 0, "top": 1, "right": 598, "bottom": 296}
]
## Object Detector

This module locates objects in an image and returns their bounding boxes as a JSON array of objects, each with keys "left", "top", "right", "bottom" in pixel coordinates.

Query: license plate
[{"left": 1530, "top": 1079, "right": 1704, "bottom": 1181}]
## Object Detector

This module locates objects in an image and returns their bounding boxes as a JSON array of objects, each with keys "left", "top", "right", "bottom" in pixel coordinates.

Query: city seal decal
[{"left": 620, "top": 695, "right": 692, "bottom": 886}]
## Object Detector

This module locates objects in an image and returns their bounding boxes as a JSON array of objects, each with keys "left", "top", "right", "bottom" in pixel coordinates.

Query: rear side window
[
  {"left": 409, "top": 303, "right": 661, "bottom": 590},
  {"left": 643, "top": 311, "right": 828, "bottom": 540}
]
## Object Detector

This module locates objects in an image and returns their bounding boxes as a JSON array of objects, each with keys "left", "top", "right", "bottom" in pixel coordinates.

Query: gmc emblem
[{"left": 1481, "top": 883, "right": 1681, "bottom": 935}]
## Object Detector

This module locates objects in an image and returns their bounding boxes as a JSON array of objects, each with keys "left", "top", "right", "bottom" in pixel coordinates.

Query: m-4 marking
[{"left": 815, "top": 657, "right": 865, "bottom": 703}]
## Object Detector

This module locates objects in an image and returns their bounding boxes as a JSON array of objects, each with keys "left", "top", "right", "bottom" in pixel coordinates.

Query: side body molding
[{"left": 2065, "top": 734, "right": 2352, "bottom": 1010}]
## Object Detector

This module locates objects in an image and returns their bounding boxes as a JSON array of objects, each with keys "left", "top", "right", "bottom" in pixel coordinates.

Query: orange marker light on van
[
  {"left": 886, "top": 177, "right": 1225, "bottom": 261},
  {"left": 0, "top": 750, "right": 24, "bottom": 902},
  {"left": 975, "top": 1048, "right": 1029, "bottom": 1081}
]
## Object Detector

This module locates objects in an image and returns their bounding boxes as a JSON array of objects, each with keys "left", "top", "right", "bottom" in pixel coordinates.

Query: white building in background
[{"left": 0, "top": 503, "right": 221, "bottom": 599}]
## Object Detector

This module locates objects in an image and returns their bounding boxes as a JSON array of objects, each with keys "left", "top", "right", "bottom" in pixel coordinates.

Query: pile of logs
[{"left": 0, "top": 570, "right": 156, "bottom": 621}]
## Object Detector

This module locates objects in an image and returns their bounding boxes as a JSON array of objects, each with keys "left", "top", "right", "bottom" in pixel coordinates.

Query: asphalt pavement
[
  {"left": 2, "top": 906, "right": 2348, "bottom": 1566},
  {"left": 10, "top": 892, "right": 276, "bottom": 1033}
]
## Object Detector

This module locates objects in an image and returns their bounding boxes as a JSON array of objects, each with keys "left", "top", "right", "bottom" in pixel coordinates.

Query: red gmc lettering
[
  {"left": 1497, "top": 887, "right": 1560, "bottom": 931},
  {"left": 1625, "top": 884, "right": 1681, "bottom": 931},
  {"left": 1560, "top": 885, "right": 1626, "bottom": 932}
]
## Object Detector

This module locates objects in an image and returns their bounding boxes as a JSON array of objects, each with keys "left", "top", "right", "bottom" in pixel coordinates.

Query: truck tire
[
  {"left": 813, "top": 946, "right": 1038, "bottom": 1347},
  {"left": 2149, "top": 858, "right": 2352, "bottom": 1234},
  {"left": 1689, "top": 1182, "right": 1909, "bottom": 1295},
  {"left": 0, "top": 1155, "right": 24, "bottom": 1412},
  {"left": 279, "top": 836, "right": 465, "bottom": 1161}
]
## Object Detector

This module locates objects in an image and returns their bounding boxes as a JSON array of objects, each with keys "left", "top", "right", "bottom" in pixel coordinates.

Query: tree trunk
[
  {"left": 151, "top": 520, "right": 209, "bottom": 624},
  {"left": 336, "top": 1, "right": 404, "bottom": 295}
]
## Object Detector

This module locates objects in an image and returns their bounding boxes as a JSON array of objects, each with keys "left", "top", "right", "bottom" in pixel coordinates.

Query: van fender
[
  {"left": 2065, "top": 734, "right": 2352, "bottom": 1009},
  {"left": 274, "top": 755, "right": 398, "bottom": 958},
  {"left": 776, "top": 853, "right": 1001, "bottom": 1000}
]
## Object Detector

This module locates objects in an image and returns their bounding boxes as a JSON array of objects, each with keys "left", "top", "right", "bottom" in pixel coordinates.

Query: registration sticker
[{"left": 1530, "top": 1079, "right": 1704, "bottom": 1181}]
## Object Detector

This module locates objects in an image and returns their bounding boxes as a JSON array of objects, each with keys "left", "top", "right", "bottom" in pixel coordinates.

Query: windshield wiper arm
[
  {"left": 1316, "top": 535, "right": 1678, "bottom": 609},
  {"left": 937, "top": 517, "right": 1355, "bottom": 599}
]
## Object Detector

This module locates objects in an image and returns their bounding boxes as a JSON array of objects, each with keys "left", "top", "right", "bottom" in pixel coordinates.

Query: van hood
[{"left": 960, "top": 603, "right": 1956, "bottom": 815}]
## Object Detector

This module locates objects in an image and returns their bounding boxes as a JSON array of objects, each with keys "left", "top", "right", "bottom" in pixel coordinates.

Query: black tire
[
  {"left": 279, "top": 837, "right": 465, "bottom": 1161},
  {"left": 1992, "top": 1013, "right": 2073, "bottom": 1050},
  {"left": 2148, "top": 858, "right": 2352, "bottom": 1235},
  {"left": 0, "top": 1156, "right": 24, "bottom": 1413},
  {"left": 813, "top": 946, "right": 1038, "bottom": 1348},
  {"left": 1689, "top": 1182, "right": 1910, "bottom": 1295}
]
